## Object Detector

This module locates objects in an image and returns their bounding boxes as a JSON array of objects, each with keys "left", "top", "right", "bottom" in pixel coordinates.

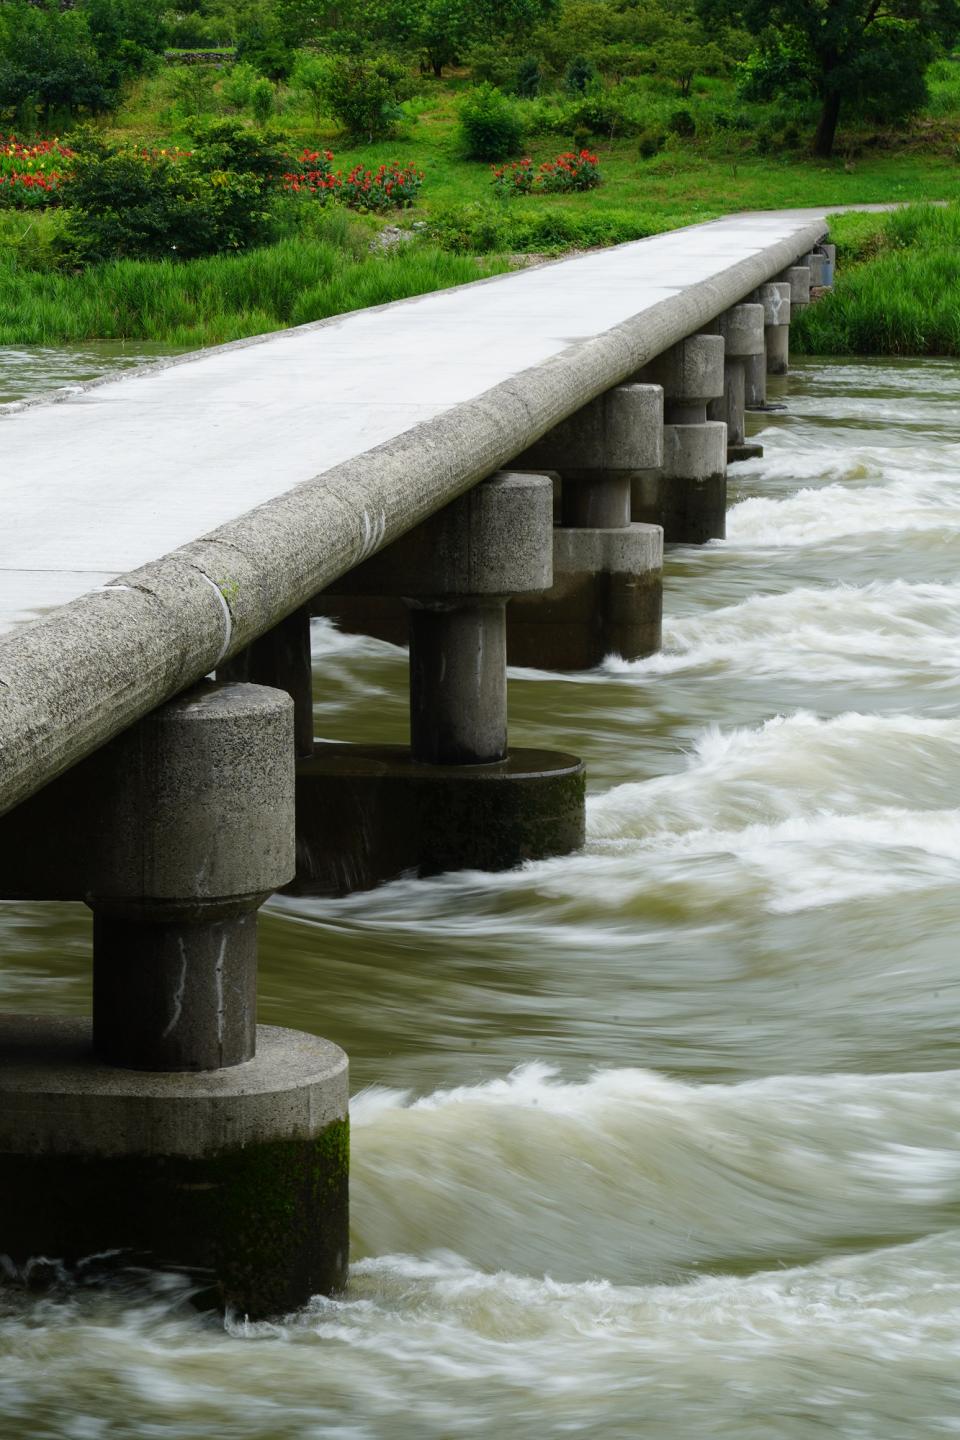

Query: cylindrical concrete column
[
  {"left": 86, "top": 681, "right": 295, "bottom": 1072},
  {"left": 802, "top": 250, "right": 830, "bottom": 288},
  {"left": 561, "top": 472, "right": 631, "bottom": 528},
  {"left": 637, "top": 332, "right": 724, "bottom": 425},
  {"left": 708, "top": 304, "right": 764, "bottom": 461},
  {"left": 631, "top": 333, "right": 727, "bottom": 541},
  {"left": 516, "top": 383, "right": 663, "bottom": 526},
  {"left": 409, "top": 597, "right": 507, "bottom": 764},
  {"left": 779, "top": 265, "right": 811, "bottom": 309},
  {"left": 633, "top": 421, "right": 727, "bottom": 543},
  {"left": 757, "top": 281, "right": 792, "bottom": 376},
  {"left": 218, "top": 605, "right": 314, "bottom": 759},
  {"left": 294, "top": 470, "right": 584, "bottom": 890},
  {"left": 0, "top": 680, "right": 348, "bottom": 1318}
]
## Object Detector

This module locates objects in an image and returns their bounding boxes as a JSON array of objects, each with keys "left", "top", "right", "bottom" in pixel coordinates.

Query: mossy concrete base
[
  {"left": 507, "top": 524, "right": 662, "bottom": 670},
  {"left": 632, "top": 472, "right": 727, "bottom": 545},
  {"left": 291, "top": 743, "right": 586, "bottom": 896},
  {"left": 728, "top": 442, "right": 764, "bottom": 464},
  {"left": 0, "top": 1017, "right": 348, "bottom": 1317}
]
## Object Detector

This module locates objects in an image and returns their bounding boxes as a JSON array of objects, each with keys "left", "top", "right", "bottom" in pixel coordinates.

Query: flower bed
[
  {"left": 282, "top": 153, "right": 423, "bottom": 212},
  {"left": 0, "top": 137, "right": 425, "bottom": 218},
  {"left": 340, "top": 162, "right": 423, "bottom": 212},
  {"left": 492, "top": 149, "right": 603, "bottom": 197},
  {"left": 0, "top": 137, "right": 74, "bottom": 207}
]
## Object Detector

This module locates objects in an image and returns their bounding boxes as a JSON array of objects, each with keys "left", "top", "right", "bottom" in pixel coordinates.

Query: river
[{"left": 2, "top": 351, "right": 960, "bottom": 1437}]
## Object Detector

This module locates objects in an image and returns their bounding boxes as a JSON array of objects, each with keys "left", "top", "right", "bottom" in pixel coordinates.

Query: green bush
[
  {"left": 637, "top": 124, "right": 666, "bottom": 158},
  {"left": 564, "top": 55, "right": 597, "bottom": 93},
  {"left": 250, "top": 76, "right": 275, "bottom": 125},
  {"left": 320, "top": 54, "right": 411, "bottom": 140},
  {"left": 667, "top": 106, "right": 696, "bottom": 137},
  {"left": 515, "top": 56, "right": 543, "bottom": 98},
  {"left": 458, "top": 83, "right": 524, "bottom": 159},
  {"left": 63, "top": 121, "right": 289, "bottom": 264},
  {"left": 426, "top": 199, "right": 661, "bottom": 254}
]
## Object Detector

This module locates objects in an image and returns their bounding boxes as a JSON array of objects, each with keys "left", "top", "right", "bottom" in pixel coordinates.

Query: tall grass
[
  {"left": 793, "top": 202, "right": 960, "bottom": 357},
  {"left": 0, "top": 234, "right": 509, "bottom": 347}
]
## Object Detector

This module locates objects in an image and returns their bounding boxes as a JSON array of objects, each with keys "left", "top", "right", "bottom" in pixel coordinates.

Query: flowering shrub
[
  {"left": 0, "top": 136, "right": 73, "bottom": 207},
  {"left": 491, "top": 157, "right": 536, "bottom": 196},
  {"left": 340, "top": 162, "right": 423, "bottom": 212},
  {"left": 539, "top": 150, "right": 602, "bottom": 193},
  {"left": 491, "top": 148, "right": 603, "bottom": 197},
  {"left": 281, "top": 148, "right": 338, "bottom": 199}
]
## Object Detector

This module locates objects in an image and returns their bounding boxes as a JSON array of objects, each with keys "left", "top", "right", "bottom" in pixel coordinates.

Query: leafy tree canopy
[{"left": 698, "top": 0, "right": 960, "bottom": 154}]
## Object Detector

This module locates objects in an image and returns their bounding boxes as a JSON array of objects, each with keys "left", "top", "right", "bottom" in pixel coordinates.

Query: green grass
[
  {"left": 0, "top": 221, "right": 509, "bottom": 346},
  {"left": 794, "top": 202, "right": 960, "bottom": 357},
  {"left": 7, "top": 66, "right": 960, "bottom": 349}
]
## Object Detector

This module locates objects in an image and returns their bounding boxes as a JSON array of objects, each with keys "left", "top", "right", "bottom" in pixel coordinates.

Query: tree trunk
[
  {"left": 432, "top": 58, "right": 444, "bottom": 78},
  {"left": 813, "top": 89, "right": 842, "bottom": 158}
]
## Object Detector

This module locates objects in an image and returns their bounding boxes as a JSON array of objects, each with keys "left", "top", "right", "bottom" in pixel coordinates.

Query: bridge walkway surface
[{"left": 0, "top": 207, "right": 831, "bottom": 813}]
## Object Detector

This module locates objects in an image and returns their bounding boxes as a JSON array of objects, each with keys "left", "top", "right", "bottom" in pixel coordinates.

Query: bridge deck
[
  {"left": 0, "top": 207, "right": 832, "bottom": 813},
  {"left": 0, "top": 210, "right": 828, "bottom": 637}
]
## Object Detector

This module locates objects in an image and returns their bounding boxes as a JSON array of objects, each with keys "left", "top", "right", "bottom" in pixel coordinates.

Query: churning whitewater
[{"left": 2, "top": 355, "right": 960, "bottom": 1437}]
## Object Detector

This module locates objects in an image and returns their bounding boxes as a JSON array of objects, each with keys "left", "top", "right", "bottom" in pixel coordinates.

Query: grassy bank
[
  {"left": 793, "top": 203, "right": 960, "bottom": 357},
  {"left": 0, "top": 211, "right": 509, "bottom": 347}
]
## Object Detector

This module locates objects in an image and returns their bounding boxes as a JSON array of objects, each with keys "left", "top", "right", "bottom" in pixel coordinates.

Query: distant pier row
[{"left": 0, "top": 215, "right": 834, "bottom": 1315}]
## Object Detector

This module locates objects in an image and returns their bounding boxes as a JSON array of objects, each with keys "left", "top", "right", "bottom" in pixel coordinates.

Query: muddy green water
[{"left": 3, "top": 354, "right": 960, "bottom": 1437}]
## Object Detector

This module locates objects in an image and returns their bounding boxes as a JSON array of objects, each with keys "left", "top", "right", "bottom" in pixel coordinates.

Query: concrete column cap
[
  {"left": 327, "top": 470, "right": 553, "bottom": 598},
  {"left": 718, "top": 304, "right": 765, "bottom": 357},
  {"left": 661, "top": 420, "right": 728, "bottom": 479},
  {"left": 82, "top": 680, "right": 296, "bottom": 905},
  {"left": 512, "top": 382, "right": 664, "bottom": 474},
  {"left": 635, "top": 333, "right": 724, "bottom": 403},
  {"left": 754, "top": 282, "right": 791, "bottom": 327}
]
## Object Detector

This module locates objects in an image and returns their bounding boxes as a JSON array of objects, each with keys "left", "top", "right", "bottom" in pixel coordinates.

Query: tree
[
  {"left": 0, "top": 2, "right": 112, "bottom": 125},
  {"left": 698, "top": 0, "right": 960, "bottom": 156}
]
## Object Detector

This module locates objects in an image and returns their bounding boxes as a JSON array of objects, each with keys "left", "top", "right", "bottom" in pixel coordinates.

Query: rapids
[{"left": 2, "top": 355, "right": 960, "bottom": 1436}]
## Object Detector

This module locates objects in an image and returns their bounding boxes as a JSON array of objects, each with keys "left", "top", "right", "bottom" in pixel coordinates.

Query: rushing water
[{"left": 3, "top": 355, "right": 960, "bottom": 1436}]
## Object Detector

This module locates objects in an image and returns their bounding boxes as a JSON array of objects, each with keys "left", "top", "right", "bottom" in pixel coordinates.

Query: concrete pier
[
  {"left": 0, "top": 682, "right": 349, "bottom": 1314},
  {"left": 507, "top": 384, "right": 664, "bottom": 667},
  {"left": 632, "top": 335, "right": 728, "bottom": 542},
  {"left": 780, "top": 264, "right": 812, "bottom": 310},
  {"left": 301, "top": 472, "right": 586, "bottom": 892},
  {"left": 758, "top": 281, "right": 792, "bottom": 376},
  {"left": 709, "top": 304, "right": 765, "bottom": 464}
]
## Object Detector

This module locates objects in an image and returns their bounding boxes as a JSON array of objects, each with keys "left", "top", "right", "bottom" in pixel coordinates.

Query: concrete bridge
[{"left": 0, "top": 211, "right": 833, "bottom": 1315}]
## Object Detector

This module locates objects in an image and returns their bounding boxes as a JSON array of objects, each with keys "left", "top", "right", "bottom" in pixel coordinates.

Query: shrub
[
  {"left": 320, "top": 54, "right": 411, "bottom": 141},
  {"left": 467, "top": 43, "right": 514, "bottom": 88},
  {"left": 282, "top": 147, "right": 337, "bottom": 200},
  {"left": 491, "top": 156, "right": 537, "bottom": 196},
  {"left": 340, "top": 162, "right": 424, "bottom": 211},
  {"left": 637, "top": 125, "right": 666, "bottom": 158},
  {"left": 564, "top": 55, "right": 597, "bottom": 94},
  {"left": 538, "top": 148, "right": 601, "bottom": 191},
  {"left": 458, "top": 83, "right": 524, "bottom": 159},
  {"left": 249, "top": 77, "right": 275, "bottom": 125},
  {"left": 63, "top": 122, "right": 288, "bottom": 263},
  {"left": 515, "top": 56, "right": 543, "bottom": 98},
  {"left": 492, "top": 148, "right": 601, "bottom": 196},
  {"left": 667, "top": 107, "right": 696, "bottom": 137},
  {"left": 566, "top": 89, "right": 641, "bottom": 137}
]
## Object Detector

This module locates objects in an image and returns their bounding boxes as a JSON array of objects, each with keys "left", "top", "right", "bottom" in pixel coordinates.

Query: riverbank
[
  {"left": 793, "top": 202, "right": 960, "bottom": 357},
  {"left": 0, "top": 210, "right": 509, "bottom": 347},
  {"left": 3, "top": 197, "right": 957, "bottom": 354}
]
